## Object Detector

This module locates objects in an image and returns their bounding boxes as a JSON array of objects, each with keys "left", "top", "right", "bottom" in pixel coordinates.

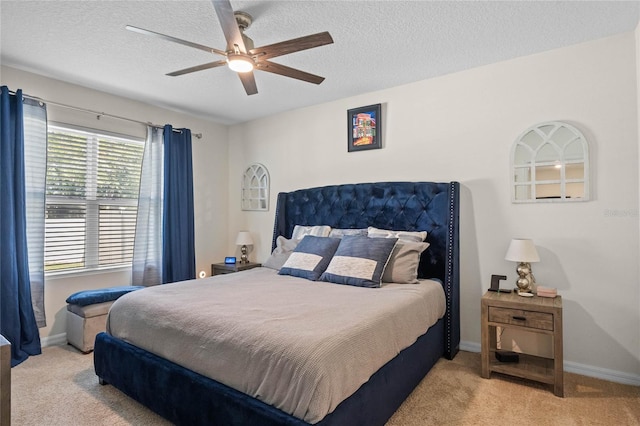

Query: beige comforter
[{"left": 106, "top": 267, "right": 445, "bottom": 423}]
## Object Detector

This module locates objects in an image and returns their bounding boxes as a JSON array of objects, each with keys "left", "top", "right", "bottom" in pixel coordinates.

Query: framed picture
[{"left": 347, "top": 103, "right": 381, "bottom": 152}]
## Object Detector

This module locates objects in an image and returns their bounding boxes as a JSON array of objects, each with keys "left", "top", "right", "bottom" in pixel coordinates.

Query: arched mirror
[
  {"left": 511, "top": 121, "right": 589, "bottom": 203},
  {"left": 241, "top": 163, "right": 269, "bottom": 211}
]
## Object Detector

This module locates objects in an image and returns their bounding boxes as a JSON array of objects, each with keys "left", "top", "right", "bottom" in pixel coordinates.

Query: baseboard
[
  {"left": 564, "top": 361, "right": 640, "bottom": 387},
  {"left": 460, "top": 340, "right": 481, "bottom": 353},
  {"left": 41, "top": 333, "right": 67, "bottom": 348},
  {"left": 459, "top": 340, "right": 640, "bottom": 387}
]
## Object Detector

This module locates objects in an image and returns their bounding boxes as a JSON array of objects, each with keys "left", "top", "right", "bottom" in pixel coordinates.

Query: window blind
[{"left": 45, "top": 125, "right": 144, "bottom": 273}]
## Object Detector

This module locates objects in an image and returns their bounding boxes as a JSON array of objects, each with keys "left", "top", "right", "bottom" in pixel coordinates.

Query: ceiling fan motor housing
[
  {"left": 234, "top": 11, "right": 254, "bottom": 51},
  {"left": 234, "top": 11, "right": 252, "bottom": 31}
]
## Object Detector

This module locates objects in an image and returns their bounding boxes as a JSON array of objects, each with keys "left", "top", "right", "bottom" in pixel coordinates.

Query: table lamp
[
  {"left": 505, "top": 238, "right": 540, "bottom": 293},
  {"left": 235, "top": 231, "right": 254, "bottom": 264}
]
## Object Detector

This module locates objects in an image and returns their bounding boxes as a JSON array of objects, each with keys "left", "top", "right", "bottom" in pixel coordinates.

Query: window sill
[{"left": 45, "top": 265, "right": 131, "bottom": 281}]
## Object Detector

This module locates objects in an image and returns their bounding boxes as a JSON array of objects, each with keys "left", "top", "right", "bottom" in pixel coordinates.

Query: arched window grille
[
  {"left": 511, "top": 121, "right": 589, "bottom": 203},
  {"left": 241, "top": 163, "right": 269, "bottom": 211}
]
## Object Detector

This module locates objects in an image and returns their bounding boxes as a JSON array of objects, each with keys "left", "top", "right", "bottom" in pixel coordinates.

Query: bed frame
[{"left": 94, "top": 181, "right": 460, "bottom": 426}]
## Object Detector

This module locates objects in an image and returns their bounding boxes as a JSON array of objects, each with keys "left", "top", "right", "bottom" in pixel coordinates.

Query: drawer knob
[{"left": 512, "top": 316, "right": 527, "bottom": 321}]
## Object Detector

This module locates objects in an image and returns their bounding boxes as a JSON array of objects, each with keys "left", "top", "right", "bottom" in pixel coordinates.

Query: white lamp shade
[
  {"left": 505, "top": 239, "right": 540, "bottom": 262},
  {"left": 235, "top": 231, "right": 254, "bottom": 246}
]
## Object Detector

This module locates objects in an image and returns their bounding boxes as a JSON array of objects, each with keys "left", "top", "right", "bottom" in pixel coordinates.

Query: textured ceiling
[{"left": 1, "top": 1, "right": 639, "bottom": 125}]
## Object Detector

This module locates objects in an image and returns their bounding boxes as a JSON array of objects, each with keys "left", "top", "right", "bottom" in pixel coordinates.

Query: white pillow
[
  {"left": 367, "top": 226, "right": 427, "bottom": 243},
  {"left": 291, "top": 225, "right": 332, "bottom": 240}
]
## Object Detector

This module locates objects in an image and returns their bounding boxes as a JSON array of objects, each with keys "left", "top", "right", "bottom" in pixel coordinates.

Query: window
[{"left": 45, "top": 124, "right": 144, "bottom": 273}]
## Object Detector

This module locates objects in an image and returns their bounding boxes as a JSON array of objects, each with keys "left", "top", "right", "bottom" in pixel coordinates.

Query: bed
[{"left": 94, "top": 181, "right": 460, "bottom": 425}]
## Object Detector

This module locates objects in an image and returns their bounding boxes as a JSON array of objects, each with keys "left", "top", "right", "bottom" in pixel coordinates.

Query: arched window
[
  {"left": 511, "top": 121, "right": 589, "bottom": 203},
  {"left": 241, "top": 163, "right": 269, "bottom": 211}
]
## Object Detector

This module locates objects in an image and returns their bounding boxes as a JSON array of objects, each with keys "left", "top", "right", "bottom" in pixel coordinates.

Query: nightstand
[
  {"left": 0, "top": 335, "right": 10, "bottom": 426},
  {"left": 211, "top": 262, "right": 261, "bottom": 276},
  {"left": 481, "top": 291, "right": 564, "bottom": 397}
]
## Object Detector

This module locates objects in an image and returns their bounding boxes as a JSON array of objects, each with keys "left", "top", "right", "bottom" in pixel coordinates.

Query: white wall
[
  {"left": 228, "top": 33, "right": 640, "bottom": 381},
  {"left": 1, "top": 66, "right": 229, "bottom": 339}
]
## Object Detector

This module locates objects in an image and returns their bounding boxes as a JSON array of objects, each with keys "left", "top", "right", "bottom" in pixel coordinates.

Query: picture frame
[{"left": 347, "top": 103, "right": 382, "bottom": 152}]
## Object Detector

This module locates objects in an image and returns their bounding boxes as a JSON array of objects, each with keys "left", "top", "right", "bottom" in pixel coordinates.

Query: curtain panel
[
  {"left": 0, "top": 86, "right": 44, "bottom": 366},
  {"left": 132, "top": 126, "right": 164, "bottom": 286},
  {"left": 23, "top": 97, "right": 47, "bottom": 327},
  {"left": 132, "top": 125, "right": 195, "bottom": 286},
  {"left": 162, "top": 125, "right": 195, "bottom": 284}
]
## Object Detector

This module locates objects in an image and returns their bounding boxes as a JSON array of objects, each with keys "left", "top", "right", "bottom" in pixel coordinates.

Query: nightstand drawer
[{"left": 489, "top": 307, "right": 553, "bottom": 331}]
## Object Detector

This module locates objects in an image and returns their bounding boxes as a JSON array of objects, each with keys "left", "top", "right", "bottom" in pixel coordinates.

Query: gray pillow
[
  {"left": 382, "top": 241, "right": 430, "bottom": 284},
  {"left": 263, "top": 236, "right": 300, "bottom": 270},
  {"left": 328, "top": 228, "right": 368, "bottom": 238}
]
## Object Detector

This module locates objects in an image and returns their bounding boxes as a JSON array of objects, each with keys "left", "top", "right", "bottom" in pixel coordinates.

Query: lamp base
[
  {"left": 515, "top": 262, "right": 535, "bottom": 293},
  {"left": 240, "top": 245, "right": 249, "bottom": 264}
]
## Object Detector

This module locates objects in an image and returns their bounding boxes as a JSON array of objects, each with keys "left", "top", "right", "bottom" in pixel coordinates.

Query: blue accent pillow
[
  {"left": 319, "top": 236, "right": 398, "bottom": 288},
  {"left": 278, "top": 235, "right": 341, "bottom": 281},
  {"left": 65, "top": 286, "right": 146, "bottom": 306}
]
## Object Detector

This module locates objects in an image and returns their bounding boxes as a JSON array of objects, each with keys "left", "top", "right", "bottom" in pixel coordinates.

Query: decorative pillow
[
  {"left": 65, "top": 286, "right": 146, "bottom": 306},
  {"left": 328, "top": 228, "right": 368, "bottom": 238},
  {"left": 367, "top": 226, "right": 427, "bottom": 243},
  {"left": 263, "top": 236, "right": 300, "bottom": 270},
  {"left": 319, "top": 236, "right": 398, "bottom": 288},
  {"left": 291, "top": 225, "right": 332, "bottom": 240},
  {"left": 382, "top": 241, "right": 430, "bottom": 284},
  {"left": 279, "top": 236, "right": 341, "bottom": 281}
]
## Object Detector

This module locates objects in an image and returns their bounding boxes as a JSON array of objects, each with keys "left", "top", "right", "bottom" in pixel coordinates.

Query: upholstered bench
[{"left": 66, "top": 286, "right": 145, "bottom": 353}]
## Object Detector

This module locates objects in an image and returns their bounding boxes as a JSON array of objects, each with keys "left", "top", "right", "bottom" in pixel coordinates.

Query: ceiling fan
[{"left": 126, "top": 0, "right": 334, "bottom": 96}]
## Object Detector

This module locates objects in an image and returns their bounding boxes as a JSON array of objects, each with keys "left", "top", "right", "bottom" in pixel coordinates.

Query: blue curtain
[
  {"left": 161, "top": 125, "right": 195, "bottom": 283},
  {"left": 0, "top": 86, "right": 42, "bottom": 366}
]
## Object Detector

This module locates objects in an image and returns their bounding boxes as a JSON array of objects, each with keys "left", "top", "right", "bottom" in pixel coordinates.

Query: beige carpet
[{"left": 11, "top": 344, "right": 640, "bottom": 425}]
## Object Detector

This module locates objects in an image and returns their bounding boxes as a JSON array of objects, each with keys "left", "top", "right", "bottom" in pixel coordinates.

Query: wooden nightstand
[
  {"left": 211, "top": 262, "right": 261, "bottom": 276},
  {"left": 1, "top": 334, "right": 10, "bottom": 426},
  {"left": 481, "top": 291, "right": 564, "bottom": 397}
]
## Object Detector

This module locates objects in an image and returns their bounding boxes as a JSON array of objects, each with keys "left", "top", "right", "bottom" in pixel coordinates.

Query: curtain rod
[{"left": 13, "top": 91, "right": 203, "bottom": 139}]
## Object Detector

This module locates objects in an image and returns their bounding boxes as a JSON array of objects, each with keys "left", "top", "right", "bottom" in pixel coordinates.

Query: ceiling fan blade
[
  {"left": 166, "top": 60, "right": 227, "bottom": 77},
  {"left": 211, "top": 0, "right": 247, "bottom": 53},
  {"left": 251, "top": 32, "right": 334, "bottom": 61},
  {"left": 238, "top": 72, "right": 258, "bottom": 95},
  {"left": 126, "top": 25, "right": 225, "bottom": 56},
  {"left": 257, "top": 61, "right": 325, "bottom": 85}
]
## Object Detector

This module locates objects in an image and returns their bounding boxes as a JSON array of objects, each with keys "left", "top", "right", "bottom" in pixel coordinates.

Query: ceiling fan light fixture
[
  {"left": 128, "top": 0, "right": 333, "bottom": 95},
  {"left": 227, "top": 54, "right": 254, "bottom": 73}
]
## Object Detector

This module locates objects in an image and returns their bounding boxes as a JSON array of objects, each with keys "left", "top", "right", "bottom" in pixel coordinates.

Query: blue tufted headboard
[{"left": 271, "top": 181, "right": 460, "bottom": 359}]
